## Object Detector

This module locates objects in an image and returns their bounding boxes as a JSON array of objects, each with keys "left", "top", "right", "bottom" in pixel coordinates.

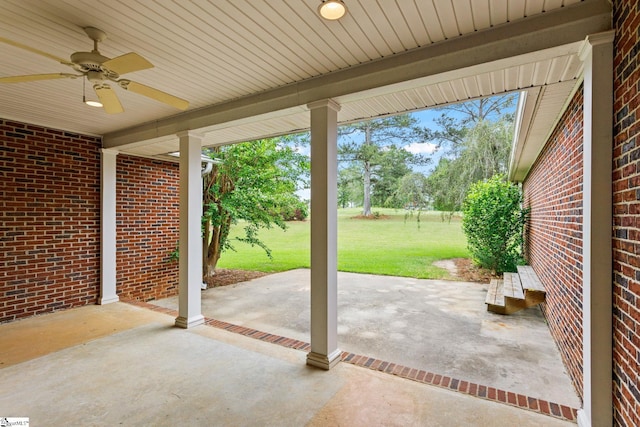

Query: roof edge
[{"left": 508, "top": 76, "right": 585, "bottom": 183}]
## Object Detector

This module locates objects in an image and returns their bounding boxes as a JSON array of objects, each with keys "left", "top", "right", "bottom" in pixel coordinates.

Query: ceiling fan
[{"left": 0, "top": 27, "right": 189, "bottom": 114}]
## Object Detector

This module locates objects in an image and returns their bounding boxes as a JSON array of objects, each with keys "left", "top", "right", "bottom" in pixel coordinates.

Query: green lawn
[{"left": 217, "top": 208, "right": 469, "bottom": 279}]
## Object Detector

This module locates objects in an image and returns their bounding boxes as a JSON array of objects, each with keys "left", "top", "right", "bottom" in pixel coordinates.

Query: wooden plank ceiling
[{"left": 0, "top": 0, "right": 605, "bottom": 160}]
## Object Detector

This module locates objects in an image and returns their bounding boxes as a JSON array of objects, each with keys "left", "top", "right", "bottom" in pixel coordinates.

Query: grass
[{"left": 217, "top": 208, "right": 469, "bottom": 279}]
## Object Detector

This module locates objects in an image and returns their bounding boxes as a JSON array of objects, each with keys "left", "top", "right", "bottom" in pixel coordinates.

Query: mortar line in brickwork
[{"left": 124, "top": 299, "right": 579, "bottom": 423}]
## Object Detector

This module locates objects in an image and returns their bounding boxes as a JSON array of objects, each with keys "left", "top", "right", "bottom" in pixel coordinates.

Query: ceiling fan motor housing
[
  {"left": 86, "top": 70, "right": 106, "bottom": 83},
  {"left": 70, "top": 51, "right": 118, "bottom": 79}
]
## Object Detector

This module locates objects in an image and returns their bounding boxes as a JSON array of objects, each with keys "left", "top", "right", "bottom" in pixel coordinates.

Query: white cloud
[{"left": 404, "top": 142, "right": 437, "bottom": 155}]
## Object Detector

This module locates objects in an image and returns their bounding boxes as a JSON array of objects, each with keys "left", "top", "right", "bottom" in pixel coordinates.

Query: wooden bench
[{"left": 485, "top": 266, "right": 546, "bottom": 315}]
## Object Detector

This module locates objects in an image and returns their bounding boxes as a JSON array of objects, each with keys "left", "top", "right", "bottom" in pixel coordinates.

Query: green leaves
[
  {"left": 462, "top": 175, "right": 528, "bottom": 274},
  {"left": 426, "top": 116, "right": 515, "bottom": 215},
  {"left": 202, "top": 137, "right": 309, "bottom": 276},
  {"left": 391, "top": 172, "right": 430, "bottom": 210},
  {"left": 337, "top": 113, "right": 431, "bottom": 215}
]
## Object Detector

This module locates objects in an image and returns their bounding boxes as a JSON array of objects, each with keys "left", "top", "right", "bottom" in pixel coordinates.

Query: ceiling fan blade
[
  {"left": 0, "top": 37, "right": 73, "bottom": 66},
  {"left": 94, "top": 84, "right": 124, "bottom": 114},
  {"left": 0, "top": 73, "right": 78, "bottom": 83},
  {"left": 102, "top": 52, "right": 154, "bottom": 75},
  {"left": 120, "top": 80, "right": 189, "bottom": 110}
]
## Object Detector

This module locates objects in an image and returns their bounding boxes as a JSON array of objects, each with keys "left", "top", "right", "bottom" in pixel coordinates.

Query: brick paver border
[{"left": 124, "top": 299, "right": 578, "bottom": 423}]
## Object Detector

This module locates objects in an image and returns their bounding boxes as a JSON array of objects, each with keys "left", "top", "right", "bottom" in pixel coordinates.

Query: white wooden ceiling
[{"left": 0, "top": 0, "right": 610, "bottom": 161}]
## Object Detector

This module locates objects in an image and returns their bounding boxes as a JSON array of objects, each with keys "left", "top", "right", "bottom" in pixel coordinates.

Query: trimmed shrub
[
  {"left": 280, "top": 198, "right": 309, "bottom": 221},
  {"left": 462, "top": 175, "right": 528, "bottom": 274}
]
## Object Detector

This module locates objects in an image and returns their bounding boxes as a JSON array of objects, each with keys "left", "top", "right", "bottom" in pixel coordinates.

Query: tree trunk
[
  {"left": 201, "top": 162, "right": 232, "bottom": 280},
  {"left": 203, "top": 220, "right": 211, "bottom": 277},
  {"left": 204, "top": 260, "right": 217, "bottom": 279},
  {"left": 362, "top": 161, "right": 372, "bottom": 216},
  {"left": 203, "top": 224, "right": 223, "bottom": 279}
]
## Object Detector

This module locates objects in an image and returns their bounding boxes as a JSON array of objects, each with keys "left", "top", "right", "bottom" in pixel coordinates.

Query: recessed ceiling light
[{"left": 318, "top": 0, "right": 347, "bottom": 20}]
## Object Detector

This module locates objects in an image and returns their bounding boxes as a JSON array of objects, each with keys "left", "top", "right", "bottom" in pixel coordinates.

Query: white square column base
[
  {"left": 306, "top": 349, "right": 342, "bottom": 370},
  {"left": 175, "top": 314, "right": 205, "bottom": 329},
  {"left": 99, "top": 295, "right": 120, "bottom": 305}
]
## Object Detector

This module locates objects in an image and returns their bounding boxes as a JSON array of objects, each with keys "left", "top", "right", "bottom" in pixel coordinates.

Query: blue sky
[{"left": 409, "top": 108, "right": 447, "bottom": 172}]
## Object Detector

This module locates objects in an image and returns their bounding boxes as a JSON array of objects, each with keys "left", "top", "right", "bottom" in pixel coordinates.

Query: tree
[
  {"left": 425, "top": 94, "right": 516, "bottom": 154},
  {"left": 462, "top": 175, "right": 528, "bottom": 274},
  {"left": 370, "top": 145, "right": 414, "bottom": 208},
  {"left": 337, "top": 165, "right": 362, "bottom": 208},
  {"left": 201, "top": 137, "right": 309, "bottom": 278},
  {"left": 426, "top": 158, "right": 465, "bottom": 222},
  {"left": 425, "top": 95, "right": 516, "bottom": 216},
  {"left": 338, "top": 114, "right": 429, "bottom": 216},
  {"left": 391, "top": 172, "right": 430, "bottom": 226},
  {"left": 437, "top": 95, "right": 515, "bottom": 125},
  {"left": 455, "top": 117, "right": 513, "bottom": 180}
]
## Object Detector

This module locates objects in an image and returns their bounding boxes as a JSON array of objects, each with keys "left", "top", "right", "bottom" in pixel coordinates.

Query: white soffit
[
  {"left": 0, "top": 0, "right": 611, "bottom": 160},
  {"left": 122, "top": 44, "right": 586, "bottom": 159},
  {"left": 509, "top": 79, "right": 583, "bottom": 182}
]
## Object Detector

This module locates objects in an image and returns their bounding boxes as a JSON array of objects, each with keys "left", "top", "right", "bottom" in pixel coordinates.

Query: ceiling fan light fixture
[
  {"left": 84, "top": 97, "right": 103, "bottom": 108},
  {"left": 318, "top": 0, "right": 347, "bottom": 20},
  {"left": 82, "top": 79, "right": 103, "bottom": 108}
]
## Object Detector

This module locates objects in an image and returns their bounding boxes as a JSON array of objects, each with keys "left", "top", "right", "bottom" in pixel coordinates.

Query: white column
[
  {"left": 577, "top": 30, "right": 614, "bottom": 427},
  {"left": 306, "top": 99, "right": 341, "bottom": 370},
  {"left": 99, "top": 148, "right": 119, "bottom": 305},
  {"left": 175, "top": 131, "right": 205, "bottom": 329}
]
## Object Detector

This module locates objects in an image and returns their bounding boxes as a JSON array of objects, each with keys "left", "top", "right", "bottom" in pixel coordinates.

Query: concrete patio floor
[
  {"left": 0, "top": 302, "right": 576, "bottom": 426},
  {"left": 155, "top": 269, "right": 581, "bottom": 409}
]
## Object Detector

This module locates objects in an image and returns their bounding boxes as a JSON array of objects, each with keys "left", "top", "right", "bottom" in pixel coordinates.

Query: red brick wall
[
  {"left": 115, "top": 155, "right": 179, "bottom": 301},
  {"left": 0, "top": 119, "right": 181, "bottom": 323},
  {"left": 522, "top": 88, "right": 584, "bottom": 400},
  {"left": 524, "top": 2, "right": 640, "bottom": 422},
  {"left": 613, "top": 1, "right": 640, "bottom": 425},
  {"left": 0, "top": 119, "right": 101, "bottom": 322}
]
